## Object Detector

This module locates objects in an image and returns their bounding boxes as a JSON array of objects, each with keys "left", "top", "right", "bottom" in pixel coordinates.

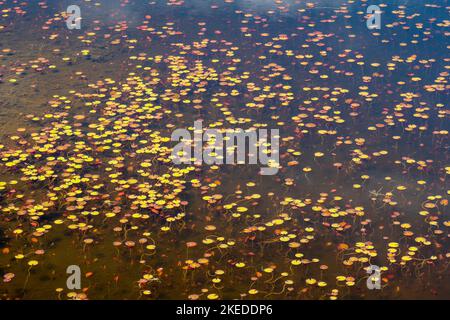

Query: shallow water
[{"left": 0, "top": 0, "right": 448, "bottom": 300}]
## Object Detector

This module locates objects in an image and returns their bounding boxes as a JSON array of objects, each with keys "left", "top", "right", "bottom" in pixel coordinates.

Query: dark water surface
[{"left": 0, "top": 0, "right": 448, "bottom": 300}]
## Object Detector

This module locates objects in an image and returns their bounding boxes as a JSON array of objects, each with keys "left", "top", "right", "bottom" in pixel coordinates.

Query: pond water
[{"left": 0, "top": 0, "right": 448, "bottom": 300}]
